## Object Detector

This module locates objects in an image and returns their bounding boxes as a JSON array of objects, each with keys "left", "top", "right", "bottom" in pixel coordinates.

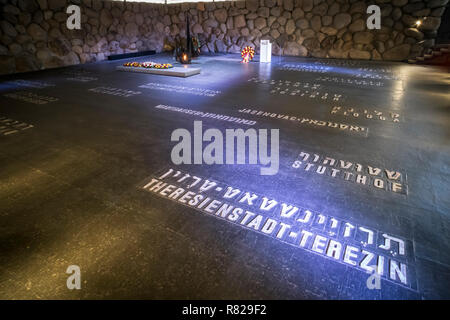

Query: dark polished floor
[{"left": 0, "top": 53, "right": 449, "bottom": 299}]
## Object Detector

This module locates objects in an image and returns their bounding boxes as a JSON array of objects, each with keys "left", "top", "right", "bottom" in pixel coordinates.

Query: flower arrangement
[
  {"left": 241, "top": 46, "right": 255, "bottom": 63},
  {"left": 123, "top": 62, "right": 173, "bottom": 69}
]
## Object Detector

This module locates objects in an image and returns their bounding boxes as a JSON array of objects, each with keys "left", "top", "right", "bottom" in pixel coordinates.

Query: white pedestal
[{"left": 260, "top": 40, "right": 272, "bottom": 63}]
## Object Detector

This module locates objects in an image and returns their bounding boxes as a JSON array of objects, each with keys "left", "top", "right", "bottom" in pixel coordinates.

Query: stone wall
[{"left": 0, "top": 0, "right": 448, "bottom": 75}]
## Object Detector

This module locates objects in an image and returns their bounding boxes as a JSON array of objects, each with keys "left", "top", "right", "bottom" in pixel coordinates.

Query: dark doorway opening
[{"left": 436, "top": 4, "right": 450, "bottom": 44}]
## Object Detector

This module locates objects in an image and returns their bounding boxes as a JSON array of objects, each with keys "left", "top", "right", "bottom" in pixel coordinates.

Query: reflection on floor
[{"left": 0, "top": 54, "right": 449, "bottom": 299}]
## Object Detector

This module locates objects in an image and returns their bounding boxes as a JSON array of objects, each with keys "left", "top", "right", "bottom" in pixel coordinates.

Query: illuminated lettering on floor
[
  {"left": 290, "top": 150, "right": 408, "bottom": 195},
  {"left": 139, "top": 167, "right": 416, "bottom": 289},
  {"left": 330, "top": 106, "right": 401, "bottom": 123},
  {"left": 238, "top": 108, "right": 368, "bottom": 136},
  {"left": 3, "top": 91, "right": 59, "bottom": 105}
]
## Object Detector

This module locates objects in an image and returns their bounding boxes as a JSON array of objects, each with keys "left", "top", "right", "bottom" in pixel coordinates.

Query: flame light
[{"left": 180, "top": 52, "right": 191, "bottom": 64}]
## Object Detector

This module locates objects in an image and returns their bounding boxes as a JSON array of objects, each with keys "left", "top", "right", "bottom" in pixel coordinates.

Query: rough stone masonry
[{"left": 0, "top": 0, "right": 447, "bottom": 75}]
